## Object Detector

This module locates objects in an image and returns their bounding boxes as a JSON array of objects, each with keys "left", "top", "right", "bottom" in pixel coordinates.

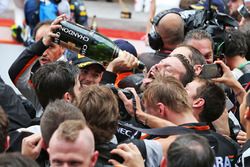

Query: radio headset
[{"left": 148, "top": 9, "right": 180, "bottom": 51}]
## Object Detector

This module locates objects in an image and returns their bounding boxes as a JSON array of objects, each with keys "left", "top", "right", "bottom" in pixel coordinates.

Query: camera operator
[{"left": 139, "top": 9, "right": 185, "bottom": 70}]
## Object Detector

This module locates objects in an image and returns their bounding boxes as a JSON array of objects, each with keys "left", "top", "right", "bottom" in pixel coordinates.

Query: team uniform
[{"left": 9, "top": 39, "right": 49, "bottom": 117}]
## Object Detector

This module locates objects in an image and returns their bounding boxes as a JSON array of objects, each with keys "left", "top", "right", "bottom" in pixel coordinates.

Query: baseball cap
[
  {"left": 114, "top": 39, "right": 138, "bottom": 57},
  {"left": 190, "top": 0, "right": 226, "bottom": 13},
  {"left": 71, "top": 54, "right": 105, "bottom": 71}
]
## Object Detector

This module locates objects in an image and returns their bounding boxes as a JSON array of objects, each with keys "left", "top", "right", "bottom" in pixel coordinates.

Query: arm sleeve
[
  {"left": 8, "top": 39, "right": 48, "bottom": 117},
  {"left": 0, "top": 76, "right": 32, "bottom": 131},
  {"left": 144, "top": 139, "right": 163, "bottom": 167}
]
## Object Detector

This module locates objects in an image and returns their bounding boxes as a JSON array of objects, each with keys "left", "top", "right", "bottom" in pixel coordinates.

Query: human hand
[
  {"left": 106, "top": 51, "right": 139, "bottom": 73},
  {"left": 236, "top": 130, "right": 247, "bottom": 146},
  {"left": 212, "top": 60, "right": 236, "bottom": 87},
  {"left": 212, "top": 60, "right": 246, "bottom": 104},
  {"left": 118, "top": 87, "right": 142, "bottom": 117},
  {"left": 21, "top": 133, "right": 43, "bottom": 160},
  {"left": 109, "top": 143, "right": 145, "bottom": 167},
  {"left": 42, "top": 14, "right": 68, "bottom": 46}
]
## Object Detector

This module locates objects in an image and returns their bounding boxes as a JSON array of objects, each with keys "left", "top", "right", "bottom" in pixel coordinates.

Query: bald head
[{"left": 156, "top": 13, "right": 185, "bottom": 50}]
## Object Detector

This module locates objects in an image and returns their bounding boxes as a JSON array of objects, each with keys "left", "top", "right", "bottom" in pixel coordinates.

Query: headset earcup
[{"left": 148, "top": 30, "right": 163, "bottom": 50}]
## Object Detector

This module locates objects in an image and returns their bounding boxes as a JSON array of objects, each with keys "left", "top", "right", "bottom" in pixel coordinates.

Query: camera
[
  {"left": 106, "top": 84, "right": 134, "bottom": 121},
  {"left": 181, "top": 8, "right": 238, "bottom": 59}
]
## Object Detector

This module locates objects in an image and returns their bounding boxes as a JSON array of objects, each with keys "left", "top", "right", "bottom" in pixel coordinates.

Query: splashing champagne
[{"left": 53, "top": 20, "right": 144, "bottom": 69}]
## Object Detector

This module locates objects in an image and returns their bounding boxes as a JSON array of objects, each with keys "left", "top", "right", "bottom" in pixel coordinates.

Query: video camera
[{"left": 180, "top": 1, "right": 239, "bottom": 59}]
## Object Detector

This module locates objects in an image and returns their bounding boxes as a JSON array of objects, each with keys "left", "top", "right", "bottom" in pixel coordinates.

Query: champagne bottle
[{"left": 53, "top": 20, "right": 144, "bottom": 69}]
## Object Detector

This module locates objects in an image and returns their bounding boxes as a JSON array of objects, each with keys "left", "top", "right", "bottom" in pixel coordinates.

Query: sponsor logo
[
  {"left": 214, "top": 156, "right": 231, "bottom": 167},
  {"left": 61, "top": 27, "right": 89, "bottom": 42}
]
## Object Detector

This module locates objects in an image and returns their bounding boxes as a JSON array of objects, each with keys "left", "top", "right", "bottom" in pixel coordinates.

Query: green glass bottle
[
  {"left": 53, "top": 20, "right": 120, "bottom": 62},
  {"left": 53, "top": 20, "right": 145, "bottom": 69}
]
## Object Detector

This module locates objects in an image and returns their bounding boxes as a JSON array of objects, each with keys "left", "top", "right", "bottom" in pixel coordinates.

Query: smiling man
[{"left": 9, "top": 15, "right": 67, "bottom": 117}]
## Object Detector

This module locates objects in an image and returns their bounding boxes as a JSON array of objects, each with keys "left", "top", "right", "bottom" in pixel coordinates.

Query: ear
[
  {"left": 193, "top": 64, "right": 202, "bottom": 76},
  {"left": 157, "top": 102, "right": 168, "bottom": 118},
  {"left": 4, "top": 135, "right": 10, "bottom": 151},
  {"left": 90, "top": 151, "right": 99, "bottom": 167},
  {"left": 63, "top": 92, "right": 73, "bottom": 103},
  {"left": 193, "top": 98, "right": 205, "bottom": 108},
  {"left": 160, "top": 157, "right": 167, "bottom": 167},
  {"left": 47, "top": 147, "right": 50, "bottom": 155}
]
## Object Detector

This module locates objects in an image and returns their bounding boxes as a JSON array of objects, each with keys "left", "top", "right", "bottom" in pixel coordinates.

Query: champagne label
[
  {"left": 53, "top": 21, "right": 92, "bottom": 56},
  {"left": 61, "top": 27, "right": 90, "bottom": 42}
]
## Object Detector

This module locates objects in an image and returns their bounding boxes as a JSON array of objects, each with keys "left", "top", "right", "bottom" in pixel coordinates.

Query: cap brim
[
  {"left": 73, "top": 56, "right": 105, "bottom": 71},
  {"left": 77, "top": 62, "right": 105, "bottom": 71}
]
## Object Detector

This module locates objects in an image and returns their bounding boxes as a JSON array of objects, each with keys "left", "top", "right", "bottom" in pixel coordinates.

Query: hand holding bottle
[
  {"left": 42, "top": 14, "right": 67, "bottom": 46},
  {"left": 52, "top": 19, "right": 145, "bottom": 71},
  {"left": 106, "top": 51, "right": 139, "bottom": 73}
]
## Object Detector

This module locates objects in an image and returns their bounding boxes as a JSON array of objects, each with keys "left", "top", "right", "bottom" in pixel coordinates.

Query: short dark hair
[
  {"left": 32, "top": 61, "right": 79, "bottom": 108},
  {"left": 177, "top": 44, "right": 207, "bottom": 66},
  {"left": 0, "top": 152, "right": 39, "bottom": 167},
  {"left": 194, "top": 78, "right": 225, "bottom": 122},
  {"left": 171, "top": 54, "right": 194, "bottom": 86},
  {"left": 75, "top": 85, "right": 119, "bottom": 144},
  {"left": 40, "top": 99, "right": 86, "bottom": 145},
  {"left": 0, "top": 106, "right": 8, "bottom": 153},
  {"left": 239, "top": 21, "right": 250, "bottom": 60},
  {"left": 167, "top": 134, "right": 215, "bottom": 167},
  {"left": 33, "top": 20, "right": 52, "bottom": 39},
  {"left": 184, "top": 29, "right": 214, "bottom": 50},
  {"left": 224, "top": 29, "right": 248, "bottom": 58}
]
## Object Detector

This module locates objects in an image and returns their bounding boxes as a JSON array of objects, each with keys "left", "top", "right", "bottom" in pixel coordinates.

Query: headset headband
[{"left": 152, "top": 9, "right": 181, "bottom": 26}]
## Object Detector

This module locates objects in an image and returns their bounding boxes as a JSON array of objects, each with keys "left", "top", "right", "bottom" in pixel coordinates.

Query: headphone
[{"left": 148, "top": 9, "right": 180, "bottom": 50}]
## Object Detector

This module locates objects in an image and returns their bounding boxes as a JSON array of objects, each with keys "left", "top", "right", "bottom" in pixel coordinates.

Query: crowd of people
[{"left": 1, "top": 0, "right": 250, "bottom": 167}]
